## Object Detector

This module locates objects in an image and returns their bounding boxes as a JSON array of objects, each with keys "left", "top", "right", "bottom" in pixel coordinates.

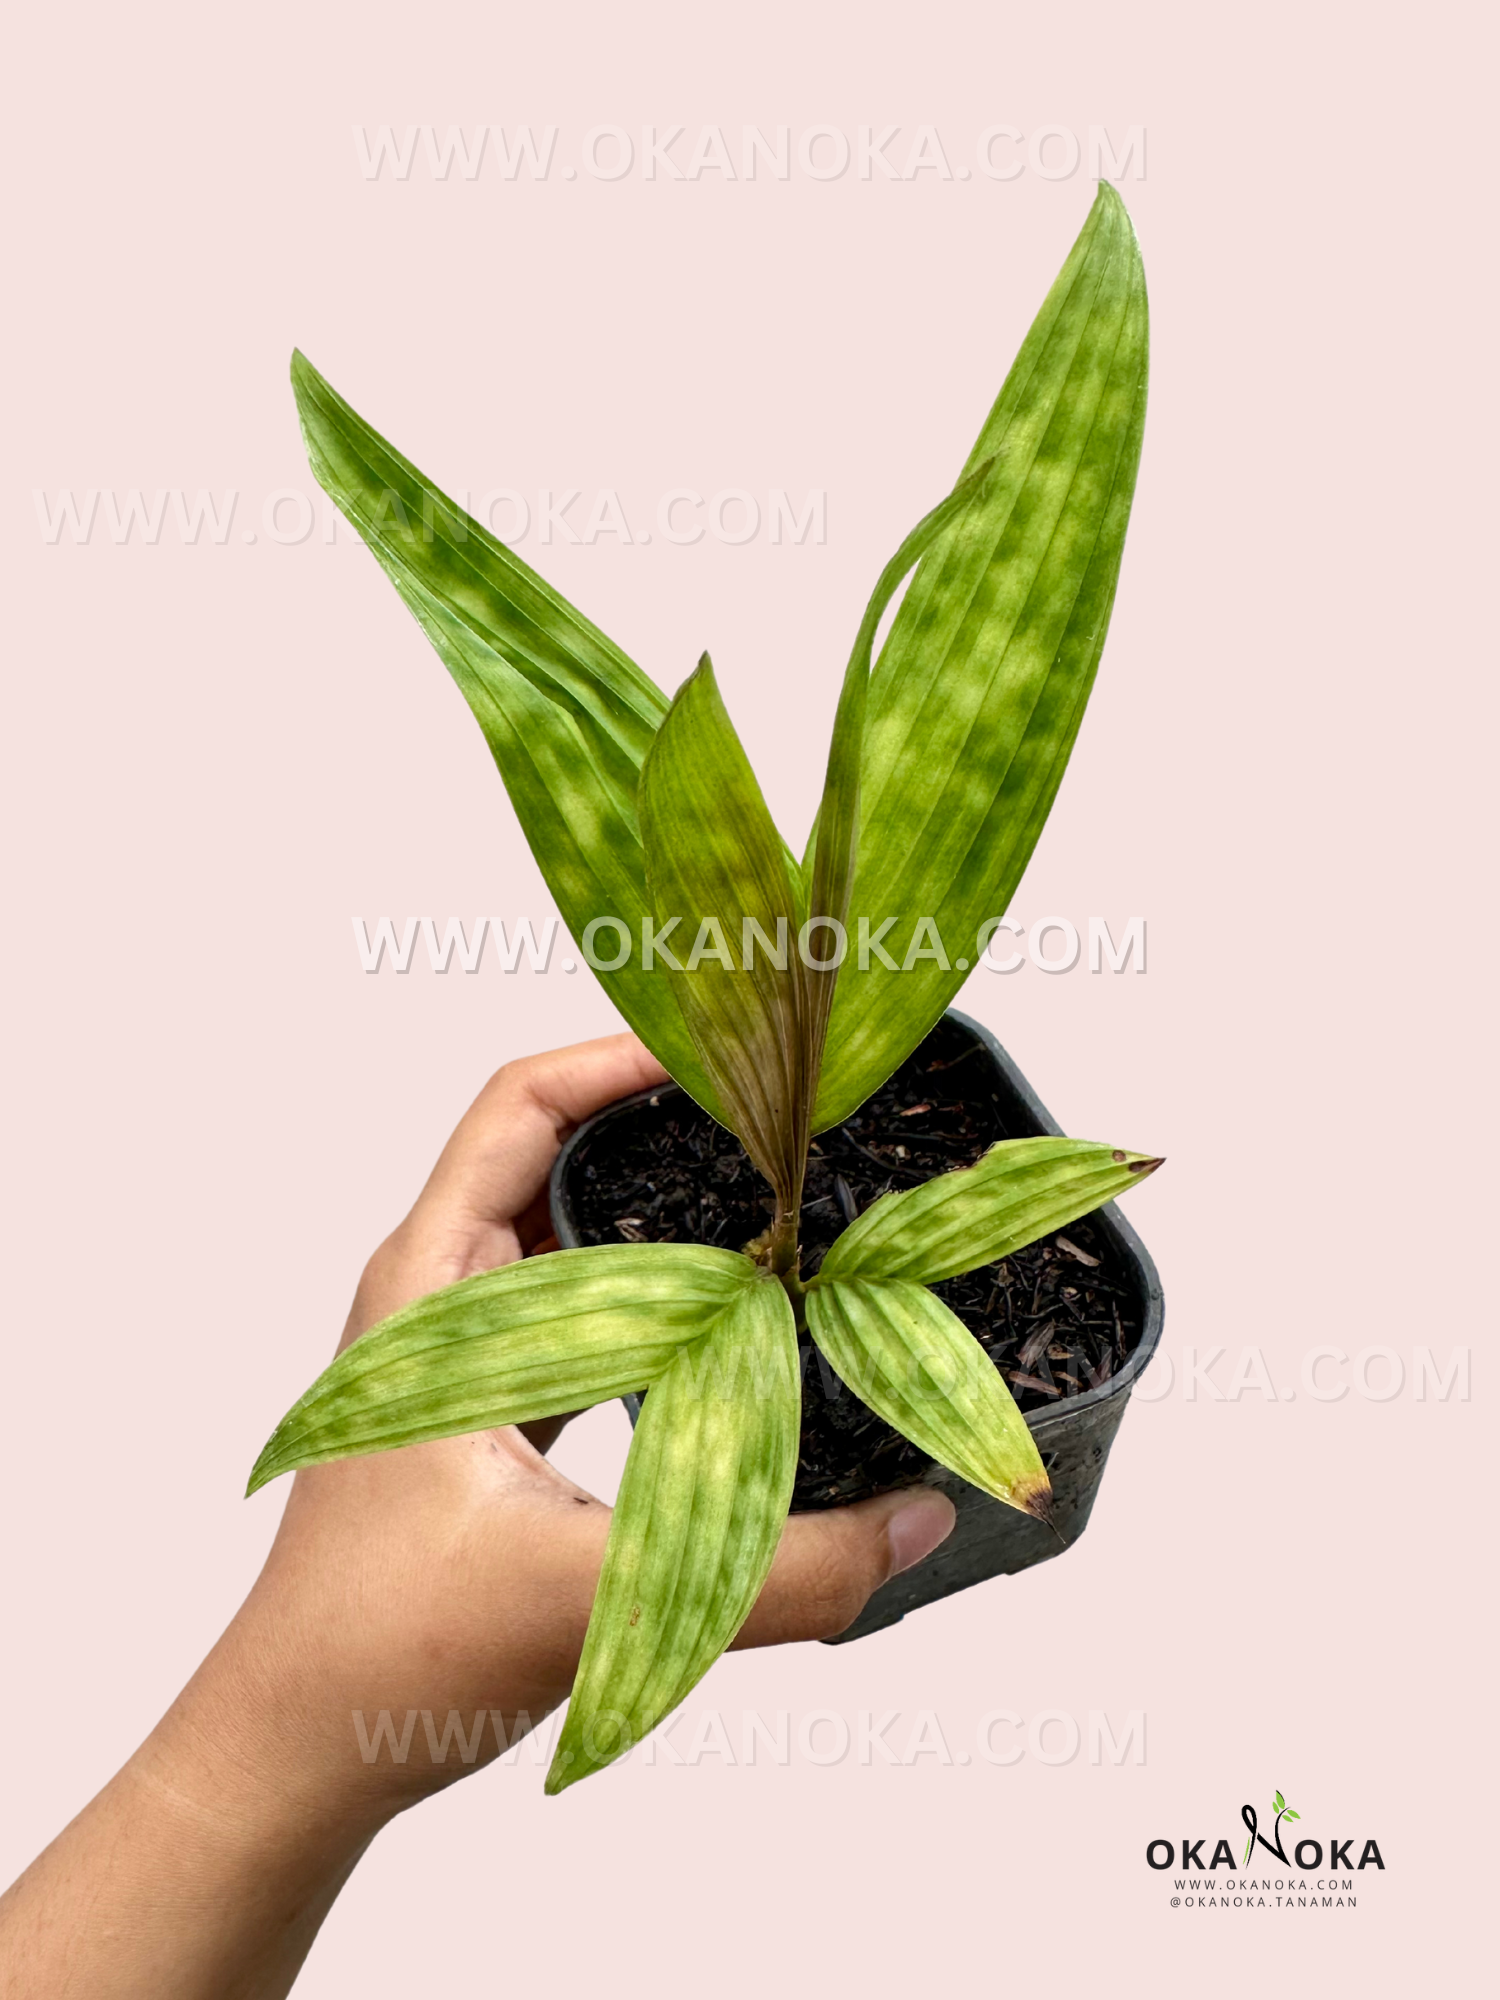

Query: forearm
[{"left": 0, "top": 1635, "right": 388, "bottom": 2000}]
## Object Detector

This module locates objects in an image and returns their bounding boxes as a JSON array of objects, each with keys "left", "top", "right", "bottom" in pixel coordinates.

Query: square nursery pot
[{"left": 549, "top": 1008, "right": 1163, "bottom": 1644}]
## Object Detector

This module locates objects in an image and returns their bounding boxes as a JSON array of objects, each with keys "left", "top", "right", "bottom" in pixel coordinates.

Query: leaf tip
[
  {"left": 543, "top": 1747, "right": 582, "bottom": 1797},
  {"left": 244, "top": 1440, "right": 283, "bottom": 1498},
  {"left": 289, "top": 347, "right": 320, "bottom": 397},
  {"left": 1125, "top": 1154, "right": 1165, "bottom": 1177}
]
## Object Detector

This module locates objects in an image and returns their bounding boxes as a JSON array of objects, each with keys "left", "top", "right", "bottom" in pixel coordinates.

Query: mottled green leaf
[
  {"left": 814, "top": 185, "right": 1149, "bottom": 1128},
  {"left": 638, "top": 655, "right": 810, "bottom": 1211},
  {"left": 409, "top": 587, "right": 724, "bottom": 1114},
  {"left": 814, "top": 1136, "right": 1162, "bottom": 1286},
  {"left": 292, "top": 351, "right": 666, "bottom": 808},
  {"left": 547, "top": 1271, "right": 798, "bottom": 1793},
  {"left": 805, "top": 1278, "right": 1048, "bottom": 1515},
  {"left": 246, "top": 1244, "right": 754, "bottom": 1493},
  {"left": 803, "top": 460, "right": 997, "bottom": 1084},
  {"left": 290, "top": 354, "right": 724, "bottom": 1116}
]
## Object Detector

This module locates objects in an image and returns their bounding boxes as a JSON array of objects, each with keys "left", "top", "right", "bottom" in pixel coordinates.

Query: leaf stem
[{"left": 767, "top": 1202, "right": 799, "bottom": 1280}]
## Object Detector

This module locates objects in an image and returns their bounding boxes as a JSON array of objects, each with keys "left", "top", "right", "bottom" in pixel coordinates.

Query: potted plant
[
  {"left": 249, "top": 184, "right": 1158, "bottom": 1793},
  {"left": 549, "top": 1006, "right": 1164, "bottom": 1648}
]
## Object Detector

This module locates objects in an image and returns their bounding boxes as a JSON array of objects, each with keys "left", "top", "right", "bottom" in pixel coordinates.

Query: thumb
[{"left": 732, "top": 1487, "right": 957, "bottom": 1649}]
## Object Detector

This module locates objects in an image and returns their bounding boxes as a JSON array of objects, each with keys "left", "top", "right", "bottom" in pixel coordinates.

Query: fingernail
[{"left": 887, "top": 1491, "right": 957, "bottom": 1575}]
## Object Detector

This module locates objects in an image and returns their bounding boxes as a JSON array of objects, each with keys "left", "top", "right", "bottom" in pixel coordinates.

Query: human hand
[
  {"left": 234, "top": 1031, "right": 957, "bottom": 1818},
  {"left": 0, "top": 1034, "right": 955, "bottom": 2000}
]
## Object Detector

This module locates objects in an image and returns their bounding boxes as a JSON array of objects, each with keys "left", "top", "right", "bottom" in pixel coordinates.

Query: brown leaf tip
[
  {"left": 1127, "top": 1155, "right": 1165, "bottom": 1175},
  {"left": 1021, "top": 1484, "right": 1071, "bottom": 1547}
]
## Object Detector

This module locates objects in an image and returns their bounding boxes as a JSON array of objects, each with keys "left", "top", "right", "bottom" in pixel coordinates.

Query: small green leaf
[
  {"left": 814, "top": 185, "right": 1149, "bottom": 1128},
  {"left": 1283, "top": 1809, "right": 1300, "bottom": 1821},
  {"left": 547, "top": 1271, "right": 798, "bottom": 1793},
  {"left": 638, "top": 655, "right": 810, "bottom": 1207},
  {"left": 246, "top": 1245, "right": 755, "bottom": 1493},
  {"left": 1274, "top": 1791, "right": 1285, "bottom": 1811},
  {"left": 805, "top": 1277, "right": 1049, "bottom": 1515},
  {"left": 812, "top": 1137, "right": 1162, "bottom": 1286}
]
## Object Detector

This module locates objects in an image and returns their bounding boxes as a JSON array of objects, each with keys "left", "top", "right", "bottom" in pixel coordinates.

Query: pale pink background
[{"left": 3, "top": 2, "right": 1493, "bottom": 1992}]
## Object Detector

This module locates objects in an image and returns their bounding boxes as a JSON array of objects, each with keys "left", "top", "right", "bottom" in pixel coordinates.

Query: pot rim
[{"left": 548, "top": 1007, "right": 1165, "bottom": 1433}]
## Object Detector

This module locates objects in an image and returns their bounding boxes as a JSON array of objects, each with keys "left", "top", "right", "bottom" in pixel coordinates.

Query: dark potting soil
[{"left": 561, "top": 1016, "right": 1145, "bottom": 1511}]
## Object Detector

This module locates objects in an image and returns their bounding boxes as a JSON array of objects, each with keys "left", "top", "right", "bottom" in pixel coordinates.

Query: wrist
[
  {"left": 0, "top": 1625, "right": 385, "bottom": 2000},
  {"left": 162, "top": 1597, "right": 409, "bottom": 1856}
]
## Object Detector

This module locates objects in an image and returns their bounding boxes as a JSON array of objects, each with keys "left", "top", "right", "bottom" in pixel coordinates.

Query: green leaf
[
  {"left": 1274, "top": 1791, "right": 1285, "bottom": 1811},
  {"left": 289, "top": 355, "right": 726, "bottom": 1118},
  {"left": 1283, "top": 1809, "right": 1300, "bottom": 1821},
  {"left": 547, "top": 1271, "right": 798, "bottom": 1793},
  {"left": 812, "top": 1137, "right": 1162, "bottom": 1287},
  {"left": 802, "top": 460, "right": 997, "bottom": 1083},
  {"left": 637, "top": 655, "right": 810, "bottom": 1209},
  {"left": 246, "top": 1244, "right": 755, "bottom": 1493},
  {"left": 291, "top": 352, "right": 666, "bottom": 809},
  {"left": 805, "top": 1277, "right": 1049, "bottom": 1515},
  {"left": 411, "top": 590, "right": 725, "bottom": 1116},
  {"left": 813, "top": 184, "right": 1149, "bottom": 1129}
]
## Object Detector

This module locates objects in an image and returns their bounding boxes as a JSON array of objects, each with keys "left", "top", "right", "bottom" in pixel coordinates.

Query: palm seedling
[{"left": 248, "top": 184, "right": 1156, "bottom": 1792}]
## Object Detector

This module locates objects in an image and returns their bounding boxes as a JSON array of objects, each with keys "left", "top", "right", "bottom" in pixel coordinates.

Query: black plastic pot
[{"left": 549, "top": 1009, "right": 1163, "bottom": 1644}]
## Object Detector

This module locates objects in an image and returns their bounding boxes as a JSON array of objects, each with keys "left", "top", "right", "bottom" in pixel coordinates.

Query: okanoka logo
[
  {"left": 1146, "top": 1789, "right": 1386, "bottom": 1910},
  {"left": 1144, "top": 1792, "right": 1392, "bottom": 1896}
]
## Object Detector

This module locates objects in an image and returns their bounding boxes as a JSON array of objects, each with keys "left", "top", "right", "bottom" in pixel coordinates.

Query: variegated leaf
[
  {"left": 290, "top": 355, "right": 726, "bottom": 1117},
  {"left": 815, "top": 1136, "right": 1161, "bottom": 1286},
  {"left": 803, "top": 459, "right": 997, "bottom": 1084},
  {"left": 806, "top": 1277, "right": 1048, "bottom": 1515},
  {"left": 246, "top": 1244, "right": 756, "bottom": 1493},
  {"left": 814, "top": 185, "right": 1150, "bottom": 1128},
  {"left": 637, "top": 655, "right": 809, "bottom": 1217},
  {"left": 547, "top": 1270, "right": 799, "bottom": 1792}
]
